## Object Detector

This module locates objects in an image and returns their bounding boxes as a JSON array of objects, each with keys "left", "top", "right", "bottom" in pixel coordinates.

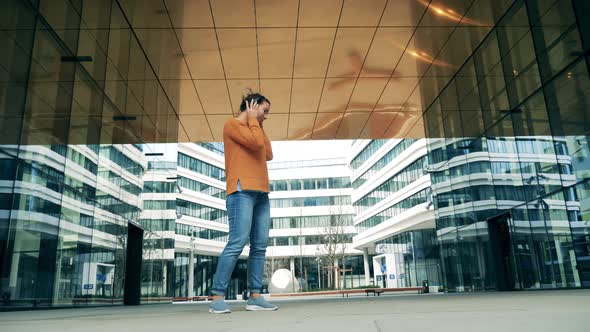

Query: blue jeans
[{"left": 211, "top": 191, "right": 271, "bottom": 296}]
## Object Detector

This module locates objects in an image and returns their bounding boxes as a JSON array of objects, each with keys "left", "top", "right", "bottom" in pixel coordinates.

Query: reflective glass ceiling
[{"left": 1, "top": 0, "right": 588, "bottom": 145}]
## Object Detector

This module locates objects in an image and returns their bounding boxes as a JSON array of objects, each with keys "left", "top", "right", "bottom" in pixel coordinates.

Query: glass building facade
[
  {"left": 422, "top": 0, "right": 590, "bottom": 291},
  {"left": 173, "top": 254, "right": 246, "bottom": 300},
  {"left": 266, "top": 158, "right": 362, "bottom": 292},
  {"left": 375, "top": 229, "right": 442, "bottom": 288},
  {"left": 350, "top": 137, "right": 438, "bottom": 290},
  {"left": 139, "top": 158, "right": 177, "bottom": 302},
  {"left": 1, "top": 0, "right": 184, "bottom": 308},
  {"left": 0, "top": 144, "right": 151, "bottom": 308}
]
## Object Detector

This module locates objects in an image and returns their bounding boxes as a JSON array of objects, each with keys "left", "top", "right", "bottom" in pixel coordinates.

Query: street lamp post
[
  {"left": 314, "top": 246, "right": 321, "bottom": 290},
  {"left": 188, "top": 235, "right": 195, "bottom": 298},
  {"left": 317, "top": 258, "right": 321, "bottom": 290}
]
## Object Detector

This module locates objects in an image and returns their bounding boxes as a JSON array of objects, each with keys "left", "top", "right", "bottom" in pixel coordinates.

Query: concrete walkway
[{"left": 0, "top": 290, "right": 588, "bottom": 332}]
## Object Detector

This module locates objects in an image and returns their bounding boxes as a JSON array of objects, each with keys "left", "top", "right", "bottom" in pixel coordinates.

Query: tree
[
  {"left": 294, "top": 209, "right": 307, "bottom": 291},
  {"left": 141, "top": 229, "right": 165, "bottom": 297},
  {"left": 316, "top": 201, "right": 352, "bottom": 289},
  {"left": 113, "top": 219, "right": 128, "bottom": 299}
]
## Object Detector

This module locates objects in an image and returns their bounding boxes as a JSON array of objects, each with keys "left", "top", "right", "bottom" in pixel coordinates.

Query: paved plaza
[{"left": 0, "top": 290, "right": 588, "bottom": 332}]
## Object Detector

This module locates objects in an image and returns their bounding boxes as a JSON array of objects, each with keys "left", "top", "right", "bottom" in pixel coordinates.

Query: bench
[
  {"left": 338, "top": 289, "right": 372, "bottom": 298},
  {"left": 340, "top": 287, "right": 425, "bottom": 298},
  {"left": 173, "top": 295, "right": 212, "bottom": 302},
  {"left": 364, "top": 289, "right": 384, "bottom": 296}
]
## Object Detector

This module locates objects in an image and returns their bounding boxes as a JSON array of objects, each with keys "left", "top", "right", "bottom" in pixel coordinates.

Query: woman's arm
[
  {"left": 224, "top": 119, "right": 265, "bottom": 151},
  {"left": 263, "top": 132, "right": 273, "bottom": 161}
]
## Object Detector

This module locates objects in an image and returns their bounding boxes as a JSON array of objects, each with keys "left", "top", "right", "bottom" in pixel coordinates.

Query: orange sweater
[{"left": 223, "top": 118, "right": 273, "bottom": 195}]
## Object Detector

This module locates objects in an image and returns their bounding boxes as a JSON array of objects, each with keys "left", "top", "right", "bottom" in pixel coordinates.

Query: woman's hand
[{"left": 245, "top": 99, "right": 259, "bottom": 121}]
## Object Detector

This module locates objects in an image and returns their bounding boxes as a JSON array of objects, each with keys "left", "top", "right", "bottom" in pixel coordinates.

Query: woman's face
[{"left": 256, "top": 101, "right": 270, "bottom": 124}]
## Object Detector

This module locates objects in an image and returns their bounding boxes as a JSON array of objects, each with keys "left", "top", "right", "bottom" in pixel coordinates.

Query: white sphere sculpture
[{"left": 268, "top": 268, "right": 300, "bottom": 293}]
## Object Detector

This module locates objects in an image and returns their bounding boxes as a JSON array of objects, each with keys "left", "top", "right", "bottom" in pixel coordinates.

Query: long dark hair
[{"left": 239, "top": 91, "right": 270, "bottom": 113}]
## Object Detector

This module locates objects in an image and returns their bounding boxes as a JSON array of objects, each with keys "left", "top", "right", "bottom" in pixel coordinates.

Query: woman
[{"left": 209, "top": 92, "right": 277, "bottom": 314}]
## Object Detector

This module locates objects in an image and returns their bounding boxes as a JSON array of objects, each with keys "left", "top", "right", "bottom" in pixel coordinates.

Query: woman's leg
[
  {"left": 210, "top": 192, "right": 256, "bottom": 297},
  {"left": 247, "top": 193, "right": 271, "bottom": 295}
]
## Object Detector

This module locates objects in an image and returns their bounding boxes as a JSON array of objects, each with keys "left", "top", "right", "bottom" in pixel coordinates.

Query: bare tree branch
[{"left": 317, "top": 195, "right": 351, "bottom": 289}]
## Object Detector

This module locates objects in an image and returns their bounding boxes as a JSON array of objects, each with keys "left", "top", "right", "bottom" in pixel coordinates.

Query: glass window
[
  {"left": 178, "top": 153, "right": 225, "bottom": 181},
  {"left": 350, "top": 140, "right": 388, "bottom": 169}
]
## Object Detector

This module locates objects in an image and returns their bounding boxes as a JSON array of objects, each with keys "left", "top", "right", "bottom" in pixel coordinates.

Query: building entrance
[{"left": 487, "top": 214, "right": 515, "bottom": 291}]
